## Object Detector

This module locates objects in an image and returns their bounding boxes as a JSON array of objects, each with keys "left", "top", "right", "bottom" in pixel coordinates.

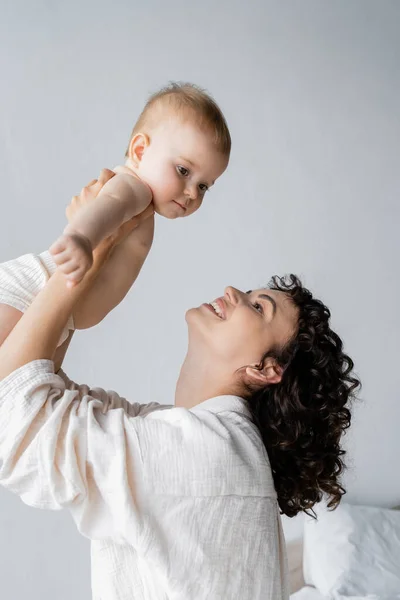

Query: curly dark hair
[{"left": 244, "top": 275, "right": 361, "bottom": 518}]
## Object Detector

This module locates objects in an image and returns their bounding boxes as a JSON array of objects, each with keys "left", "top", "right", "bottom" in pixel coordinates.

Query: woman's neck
[{"left": 174, "top": 351, "right": 238, "bottom": 409}]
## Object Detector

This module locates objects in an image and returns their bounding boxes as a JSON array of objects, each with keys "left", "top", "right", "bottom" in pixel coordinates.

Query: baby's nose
[{"left": 185, "top": 186, "right": 198, "bottom": 202}]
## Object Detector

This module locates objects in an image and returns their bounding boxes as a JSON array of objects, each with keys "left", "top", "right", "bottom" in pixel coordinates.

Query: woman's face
[{"left": 186, "top": 286, "right": 299, "bottom": 380}]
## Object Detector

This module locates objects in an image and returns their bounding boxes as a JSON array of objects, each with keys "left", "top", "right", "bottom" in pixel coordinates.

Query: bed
[{"left": 287, "top": 502, "right": 400, "bottom": 600}]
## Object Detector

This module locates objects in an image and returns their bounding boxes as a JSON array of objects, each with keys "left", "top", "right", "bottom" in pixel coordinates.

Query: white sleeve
[
  {"left": 0, "top": 362, "right": 288, "bottom": 598},
  {"left": 0, "top": 251, "right": 73, "bottom": 346},
  {"left": 0, "top": 360, "right": 168, "bottom": 545},
  {"left": 56, "top": 368, "right": 167, "bottom": 417}
]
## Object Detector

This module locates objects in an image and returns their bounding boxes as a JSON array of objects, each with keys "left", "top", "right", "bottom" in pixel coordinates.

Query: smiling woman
[
  {"left": 182, "top": 276, "right": 360, "bottom": 517},
  {"left": 0, "top": 171, "right": 360, "bottom": 600},
  {"left": 185, "top": 284, "right": 300, "bottom": 400}
]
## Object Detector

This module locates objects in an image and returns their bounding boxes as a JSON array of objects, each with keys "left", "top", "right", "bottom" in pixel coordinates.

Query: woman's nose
[{"left": 224, "top": 286, "right": 239, "bottom": 305}]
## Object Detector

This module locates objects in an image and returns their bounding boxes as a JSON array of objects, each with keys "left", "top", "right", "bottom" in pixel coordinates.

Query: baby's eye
[
  {"left": 253, "top": 302, "right": 264, "bottom": 314},
  {"left": 177, "top": 165, "right": 189, "bottom": 177},
  {"left": 199, "top": 183, "right": 208, "bottom": 192}
]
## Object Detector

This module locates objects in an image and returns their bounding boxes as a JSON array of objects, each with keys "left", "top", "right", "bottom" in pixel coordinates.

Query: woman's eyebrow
[{"left": 246, "top": 290, "right": 277, "bottom": 316}]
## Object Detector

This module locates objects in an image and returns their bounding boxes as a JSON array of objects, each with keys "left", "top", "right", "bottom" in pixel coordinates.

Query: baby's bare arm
[
  {"left": 64, "top": 173, "right": 152, "bottom": 249},
  {"left": 60, "top": 170, "right": 154, "bottom": 329}
]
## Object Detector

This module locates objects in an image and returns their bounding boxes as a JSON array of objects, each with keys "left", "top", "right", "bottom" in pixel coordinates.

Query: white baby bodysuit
[{"left": 0, "top": 251, "right": 74, "bottom": 346}]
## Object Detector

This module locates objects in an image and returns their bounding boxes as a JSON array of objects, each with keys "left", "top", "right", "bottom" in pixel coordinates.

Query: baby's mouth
[{"left": 173, "top": 200, "right": 187, "bottom": 211}]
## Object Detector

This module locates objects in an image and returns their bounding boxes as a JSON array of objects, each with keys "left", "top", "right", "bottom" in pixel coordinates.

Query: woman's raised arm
[
  {"left": 0, "top": 169, "right": 153, "bottom": 380},
  {"left": 0, "top": 250, "right": 105, "bottom": 380}
]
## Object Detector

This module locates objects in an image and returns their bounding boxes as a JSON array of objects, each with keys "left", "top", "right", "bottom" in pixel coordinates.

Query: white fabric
[
  {"left": 0, "top": 360, "right": 289, "bottom": 600},
  {"left": 291, "top": 588, "right": 400, "bottom": 600},
  {"left": 332, "top": 595, "right": 400, "bottom": 600},
  {"left": 0, "top": 251, "right": 73, "bottom": 345},
  {"left": 303, "top": 501, "right": 400, "bottom": 597},
  {"left": 290, "top": 587, "right": 326, "bottom": 600}
]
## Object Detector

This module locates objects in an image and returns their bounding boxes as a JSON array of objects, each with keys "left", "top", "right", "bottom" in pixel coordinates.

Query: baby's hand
[{"left": 50, "top": 231, "right": 93, "bottom": 288}]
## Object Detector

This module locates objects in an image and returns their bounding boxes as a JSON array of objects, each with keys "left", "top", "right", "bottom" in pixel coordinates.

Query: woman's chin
[
  {"left": 185, "top": 306, "right": 209, "bottom": 329},
  {"left": 185, "top": 306, "right": 218, "bottom": 337},
  {"left": 185, "top": 307, "right": 197, "bottom": 323}
]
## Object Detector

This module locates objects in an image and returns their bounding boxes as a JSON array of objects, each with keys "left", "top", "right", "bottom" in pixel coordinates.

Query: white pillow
[{"left": 303, "top": 501, "right": 400, "bottom": 596}]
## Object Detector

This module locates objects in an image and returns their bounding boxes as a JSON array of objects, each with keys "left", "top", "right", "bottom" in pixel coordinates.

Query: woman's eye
[
  {"left": 253, "top": 302, "right": 263, "bottom": 314},
  {"left": 199, "top": 183, "right": 208, "bottom": 192},
  {"left": 177, "top": 165, "right": 189, "bottom": 177}
]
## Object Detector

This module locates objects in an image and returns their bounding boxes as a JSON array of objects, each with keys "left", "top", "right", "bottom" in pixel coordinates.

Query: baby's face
[{"left": 136, "top": 118, "right": 229, "bottom": 219}]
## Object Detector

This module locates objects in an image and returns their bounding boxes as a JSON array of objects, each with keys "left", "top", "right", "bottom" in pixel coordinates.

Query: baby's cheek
[
  {"left": 139, "top": 159, "right": 165, "bottom": 190},
  {"left": 156, "top": 173, "right": 178, "bottom": 202},
  {"left": 189, "top": 198, "right": 204, "bottom": 216}
]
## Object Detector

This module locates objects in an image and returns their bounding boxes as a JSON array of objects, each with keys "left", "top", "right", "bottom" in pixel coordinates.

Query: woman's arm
[
  {"left": 0, "top": 197, "right": 123, "bottom": 379},
  {"left": 0, "top": 261, "right": 100, "bottom": 381},
  {"left": 53, "top": 330, "right": 74, "bottom": 373},
  {"left": 0, "top": 358, "right": 163, "bottom": 543},
  {"left": 0, "top": 173, "right": 163, "bottom": 545},
  {"left": 0, "top": 303, "right": 73, "bottom": 373},
  {"left": 0, "top": 169, "right": 153, "bottom": 380}
]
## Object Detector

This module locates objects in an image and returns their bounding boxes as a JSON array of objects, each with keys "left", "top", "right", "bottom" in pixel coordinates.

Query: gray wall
[{"left": 1, "top": 0, "right": 399, "bottom": 597}]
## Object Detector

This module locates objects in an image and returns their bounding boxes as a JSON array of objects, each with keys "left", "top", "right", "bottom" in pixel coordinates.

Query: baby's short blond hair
[{"left": 125, "top": 82, "right": 231, "bottom": 158}]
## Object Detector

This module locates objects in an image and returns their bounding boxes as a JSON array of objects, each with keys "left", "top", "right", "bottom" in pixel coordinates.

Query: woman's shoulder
[{"left": 134, "top": 400, "right": 277, "bottom": 499}]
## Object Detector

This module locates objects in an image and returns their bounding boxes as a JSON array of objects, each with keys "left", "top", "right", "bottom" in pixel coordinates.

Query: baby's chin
[{"left": 153, "top": 199, "right": 188, "bottom": 220}]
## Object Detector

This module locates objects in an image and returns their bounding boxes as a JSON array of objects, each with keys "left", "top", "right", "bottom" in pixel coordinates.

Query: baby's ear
[{"left": 128, "top": 133, "right": 150, "bottom": 166}]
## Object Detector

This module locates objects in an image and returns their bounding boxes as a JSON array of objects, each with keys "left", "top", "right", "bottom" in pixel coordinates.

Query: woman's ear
[
  {"left": 128, "top": 133, "right": 150, "bottom": 167},
  {"left": 245, "top": 358, "right": 283, "bottom": 388}
]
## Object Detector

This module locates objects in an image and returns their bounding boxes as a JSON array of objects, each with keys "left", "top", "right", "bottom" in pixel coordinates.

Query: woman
[{"left": 0, "top": 171, "right": 360, "bottom": 600}]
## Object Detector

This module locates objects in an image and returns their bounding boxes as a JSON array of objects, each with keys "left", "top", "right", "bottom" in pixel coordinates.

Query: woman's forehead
[
  {"left": 250, "top": 287, "right": 298, "bottom": 322},
  {"left": 248, "top": 287, "right": 287, "bottom": 302}
]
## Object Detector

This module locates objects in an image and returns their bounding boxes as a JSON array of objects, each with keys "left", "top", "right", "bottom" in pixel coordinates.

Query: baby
[{"left": 0, "top": 83, "right": 231, "bottom": 347}]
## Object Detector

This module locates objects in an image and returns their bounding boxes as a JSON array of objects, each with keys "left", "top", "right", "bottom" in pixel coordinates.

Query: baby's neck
[
  {"left": 113, "top": 159, "right": 140, "bottom": 179},
  {"left": 124, "top": 157, "right": 137, "bottom": 172}
]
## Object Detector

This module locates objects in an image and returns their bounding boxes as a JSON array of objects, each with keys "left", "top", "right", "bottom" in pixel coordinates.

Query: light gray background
[{"left": 0, "top": 1, "right": 399, "bottom": 598}]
